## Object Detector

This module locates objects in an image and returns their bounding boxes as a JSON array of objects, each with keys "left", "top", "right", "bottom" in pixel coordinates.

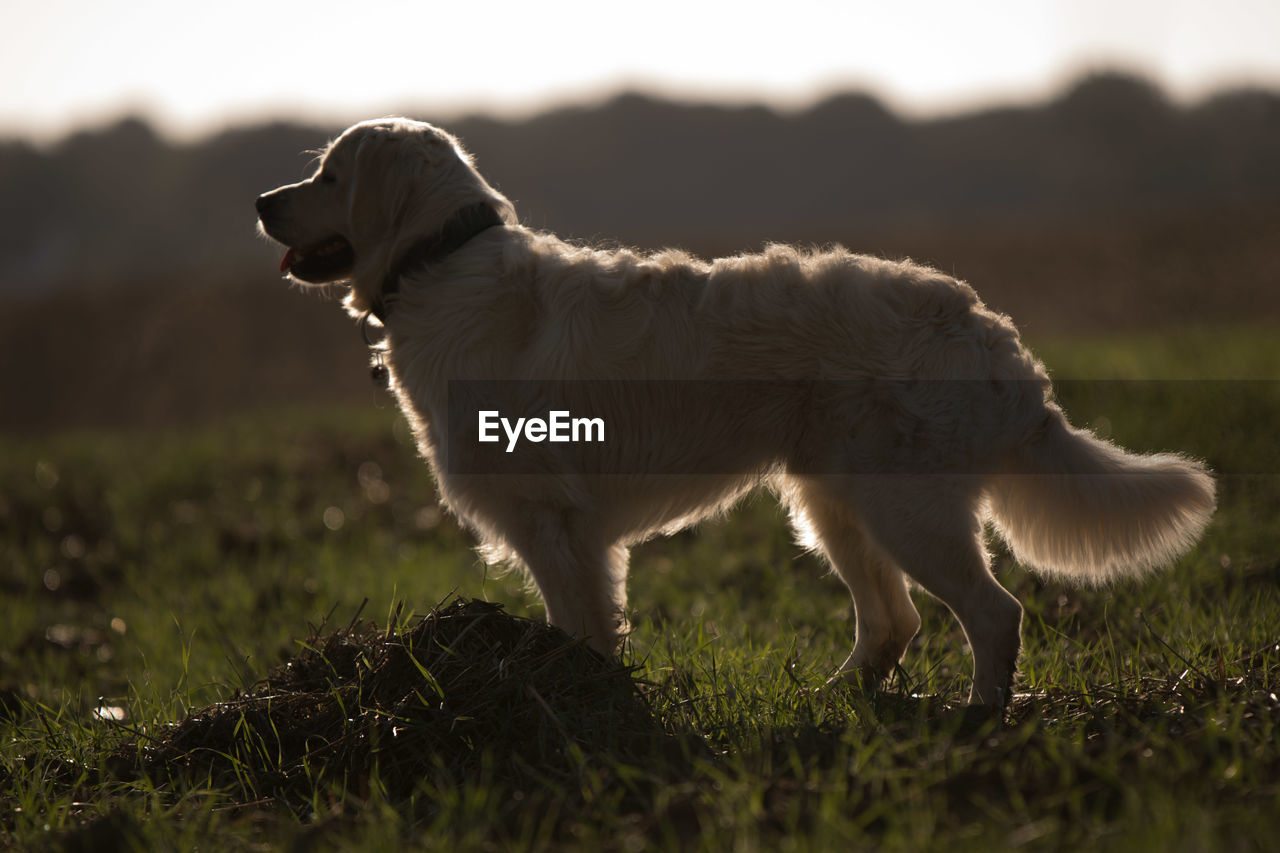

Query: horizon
[
  {"left": 6, "top": 0, "right": 1280, "bottom": 145},
  {"left": 5, "top": 67, "right": 1276, "bottom": 149}
]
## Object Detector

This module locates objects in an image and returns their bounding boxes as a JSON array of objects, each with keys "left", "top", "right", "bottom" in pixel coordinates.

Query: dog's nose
[{"left": 255, "top": 194, "right": 273, "bottom": 216}]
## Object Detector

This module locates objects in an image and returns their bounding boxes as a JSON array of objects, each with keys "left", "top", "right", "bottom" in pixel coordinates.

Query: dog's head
[{"left": 255, "top": 118, "right": 515, "bottom": 313}]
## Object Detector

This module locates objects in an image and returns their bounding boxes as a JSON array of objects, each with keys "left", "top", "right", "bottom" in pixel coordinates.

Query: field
[{"left": 2, "top": 326, "right": 1279, "bottom": 850}]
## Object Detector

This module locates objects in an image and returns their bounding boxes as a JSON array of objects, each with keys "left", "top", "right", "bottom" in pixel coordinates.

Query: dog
[{"left": 256, "top": 118, "right": 1215, "bottom": 708}]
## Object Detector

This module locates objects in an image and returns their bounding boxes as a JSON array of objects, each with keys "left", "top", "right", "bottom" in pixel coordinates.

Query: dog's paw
[{"left": 824, "top": 664, "right": 885, "bottom": 694}]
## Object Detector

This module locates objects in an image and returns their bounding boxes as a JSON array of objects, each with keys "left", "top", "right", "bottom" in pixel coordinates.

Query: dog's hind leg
[
  {"left": 850, "top": 476, "right": 1023, "bottom": 709},
  {"left": 789, "top": 478, "right": 921, "bottom": 688},
  {"left": 506, "top": 509, "right": 629, "bottom": 657}
]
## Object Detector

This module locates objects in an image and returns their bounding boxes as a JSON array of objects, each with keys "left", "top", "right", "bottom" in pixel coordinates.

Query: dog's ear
[
  {"left": 346, "top": 127, "right": 460, "bottom": 243},
  {"left": 347, "top": 131, "right": 417, "bottom": 242}
]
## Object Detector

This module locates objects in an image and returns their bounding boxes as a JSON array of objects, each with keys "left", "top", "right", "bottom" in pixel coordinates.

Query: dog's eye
[{"left": 319, "top": 170, "right": 337, "bottom": 185}]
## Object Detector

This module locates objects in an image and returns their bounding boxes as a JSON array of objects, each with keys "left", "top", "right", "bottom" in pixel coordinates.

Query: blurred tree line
[{"left": 1, "top": 71, "right": 1278, "bottom": 297}]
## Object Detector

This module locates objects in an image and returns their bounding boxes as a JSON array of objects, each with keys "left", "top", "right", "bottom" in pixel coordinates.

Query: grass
[{"left": 2, "top": 325, "right": 1278, "bottom": 850}]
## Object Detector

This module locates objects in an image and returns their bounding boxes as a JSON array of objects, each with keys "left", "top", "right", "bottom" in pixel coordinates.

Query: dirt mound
[{"left": 132, "top": 598, "right": 660, "bottom": 807}]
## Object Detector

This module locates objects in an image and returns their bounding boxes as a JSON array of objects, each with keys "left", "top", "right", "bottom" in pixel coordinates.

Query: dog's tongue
[{"left": 279, "top": 249, "right": 295, "bottom": 273}]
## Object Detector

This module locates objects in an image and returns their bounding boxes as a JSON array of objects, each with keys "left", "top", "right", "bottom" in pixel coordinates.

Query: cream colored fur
[{"left": 257, "top": 118, "right": 1216, "bottom": 708}]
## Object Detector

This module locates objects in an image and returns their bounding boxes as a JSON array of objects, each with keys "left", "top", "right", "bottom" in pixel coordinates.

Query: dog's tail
[{"left": 986, "top": 404, "right": 1215, "bottom": 583}]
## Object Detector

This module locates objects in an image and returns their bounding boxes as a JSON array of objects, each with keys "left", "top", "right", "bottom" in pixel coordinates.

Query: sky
[{"left": 4, "top": 0, "right": 1279, "bottom": 142}]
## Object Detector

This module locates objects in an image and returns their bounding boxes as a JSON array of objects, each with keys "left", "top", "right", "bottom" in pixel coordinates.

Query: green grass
[{"left": 2, "top": 326, "right": 1278, "bottom": 850}]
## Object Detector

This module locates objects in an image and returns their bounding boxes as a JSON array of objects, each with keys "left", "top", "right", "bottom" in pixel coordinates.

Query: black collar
[{"left": 369, "top": 202, "right": 505, "bottom": 323}]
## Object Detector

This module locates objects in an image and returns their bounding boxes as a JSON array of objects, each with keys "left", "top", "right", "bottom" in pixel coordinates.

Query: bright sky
[{"left": 4, "top": 0, "right": 1279, "bottom": 142}]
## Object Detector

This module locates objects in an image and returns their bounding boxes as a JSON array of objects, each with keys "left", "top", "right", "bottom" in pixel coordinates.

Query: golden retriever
[{"left": 256, "top": 118, "right": 1215, "bottom": 708}]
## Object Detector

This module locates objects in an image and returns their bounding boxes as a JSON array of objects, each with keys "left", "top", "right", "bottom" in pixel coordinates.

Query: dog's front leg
[{"left": 507, "top": 509, "right": 630, "bottom": 657}]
